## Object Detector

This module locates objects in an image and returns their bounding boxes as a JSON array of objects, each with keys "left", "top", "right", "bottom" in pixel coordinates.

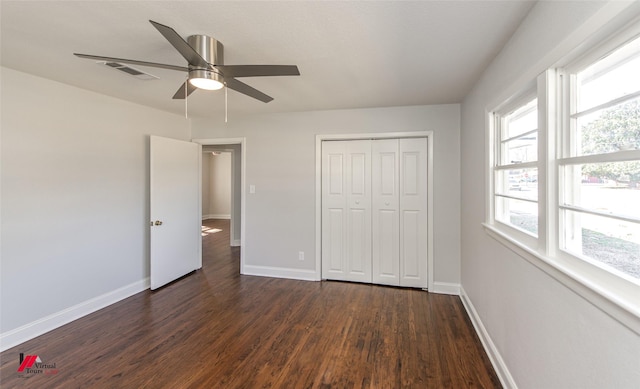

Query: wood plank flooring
[{"left": 0, "top": 219, "right": 500, "bottom": 388}]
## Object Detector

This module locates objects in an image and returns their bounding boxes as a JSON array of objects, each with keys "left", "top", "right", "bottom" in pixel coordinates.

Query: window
[
  {"left": 559, "top": 34, "right": 640, "bottom": 281},
  {"left": 492, "top": 96, "right": 539, "bottom": 238},
  {"left": 486, "top": 26, "right": 640, "bottom": 331}
]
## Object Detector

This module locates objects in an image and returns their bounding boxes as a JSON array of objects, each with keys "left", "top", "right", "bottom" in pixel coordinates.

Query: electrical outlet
[{"left": 298, "top": 251, "right": 304, "bottom": 261}]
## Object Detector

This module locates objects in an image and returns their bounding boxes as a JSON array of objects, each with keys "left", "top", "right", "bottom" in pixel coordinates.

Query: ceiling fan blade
[
  {"left": 172, "top": 81, "right": 198, "bottom": 99},
  {"left": 215, "top": 65, "right": 300, "bottom": 78},
  {"left": 225, "top": 78, "right": 273, "bottom": 103},
  {"left": 149, "top": 20, "right": 209, "bottom": 68},
  {"left": 74, "top": 53, "right": 188, "bottom": 72}
]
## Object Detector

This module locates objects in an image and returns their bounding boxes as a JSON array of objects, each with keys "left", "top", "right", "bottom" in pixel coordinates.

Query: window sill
[{"left": 483, "top": 223, "right": 640, "bottom": 335}]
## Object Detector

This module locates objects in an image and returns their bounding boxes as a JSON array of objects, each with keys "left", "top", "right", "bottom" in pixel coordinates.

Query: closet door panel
[
  {"left": 322, "top": 141, "right": 348, "bottom": 280},
  {"left": 348, "top": 208, "right": 368, "bottom": 274},
  {"left": 399, "top": 138, "right": 428, "bottom": 288},
  {"left": 345, "top": 141, "right": 372, "bottom": 282},
  {"left": 401, "top": 210, "right": 421, "bottom": 278},
  {"left": 372, "top": 139, "right": 400, "bottom": 286},
  {"left": 376, "top": 209, "right": 399, "bottom": 276},
  {"left": 326, "top": 208, "right": 345, "bottom": 274}
]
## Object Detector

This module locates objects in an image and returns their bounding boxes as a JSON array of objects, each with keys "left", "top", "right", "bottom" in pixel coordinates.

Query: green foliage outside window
[{"left": 581, "top": 99, "right": 640, "bottom": 186}]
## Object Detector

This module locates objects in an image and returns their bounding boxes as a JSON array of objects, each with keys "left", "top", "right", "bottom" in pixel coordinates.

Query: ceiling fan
[{"left": 74, "top": 20, "right": 300, "bottom": 103}]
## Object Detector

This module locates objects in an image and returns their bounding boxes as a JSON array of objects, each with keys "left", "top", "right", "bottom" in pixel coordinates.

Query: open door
[{"left": 150, "top": 135, "right": 202, "bottom": 290}]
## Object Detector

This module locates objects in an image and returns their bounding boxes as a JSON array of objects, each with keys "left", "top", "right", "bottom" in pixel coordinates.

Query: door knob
[
  {"left": 154, "top": 220, "right": 163, "bottom": 226},
  {"left": 355, "top": 200, "right": 360, "bottom": 204},
  {"left": 385, "top": 202, "right": 390, "bottom": 206}
]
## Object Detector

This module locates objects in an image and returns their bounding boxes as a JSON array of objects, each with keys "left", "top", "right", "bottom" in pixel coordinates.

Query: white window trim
[
  {"left": 489, "top": 87, "right": 540, "bottom": 249},
  {"left": 485, "top": 21, "right": 640, "bottom": 335}
]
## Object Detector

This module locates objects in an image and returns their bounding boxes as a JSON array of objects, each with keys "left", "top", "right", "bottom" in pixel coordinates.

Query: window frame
[
  {"left": 556, "top": 32, "right": 640, "bottom": 287},
  {"left": 489, "top": 88, "right": 541, "bottom": 248},
  {"left": 485, "top": 22, "right": 640, "bottom": 335}
]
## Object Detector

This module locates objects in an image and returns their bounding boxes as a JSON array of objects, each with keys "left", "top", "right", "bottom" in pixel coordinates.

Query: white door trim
[
  {"left": 193, "top": 137, "right": 247, "bottom": 274},
  {"left": 315, "top": 131, "right": 434, "bottom": 291}
]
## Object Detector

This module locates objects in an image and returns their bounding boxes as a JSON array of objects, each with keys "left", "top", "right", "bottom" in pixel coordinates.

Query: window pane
[
  {"left": 496, "top": 168, "right": 538, "bottom": 200},
  {"left": 577, "top": 35, "right": 640, "bottom": 113},
  {"left": 562, "top": 210, "right": 640, "bottom": 279},
  {"left": 496, "top": 196, "right": 538, "bottom": 236},
  {"left": 502, "top": 132, "right": 538, "bottom": 164},
  {"left": 562, "top": 162, "right": 640, "bottom": 219},
  {"left": 504, "top": 98, "right": 537, "bottom": 139},
  {"left": 577, "top": 97, "right": 640, "bottom": 156}
]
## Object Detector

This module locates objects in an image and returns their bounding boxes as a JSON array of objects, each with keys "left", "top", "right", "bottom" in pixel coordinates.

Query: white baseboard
[
  {"left": 231, "top": 239, "right": 241, "bottom": 247},
  {"left": 242, "top": 265, "right": 319, "bottom": 281},
  {"left": 430, "top": 281, "right": 461, "bottom": 295},
  {"left": 460, "top": 286, "right": 517, "bottom": 389},
  {"left": 0, "top": 278, "right": 149, "bottom": 352},
  {"left": 202, "top": 214, "right": 230, "bottom": 220}
]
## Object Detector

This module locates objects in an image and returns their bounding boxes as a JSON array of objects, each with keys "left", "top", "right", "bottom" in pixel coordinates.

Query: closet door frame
[{"left": 315, "top": 131, "right": 434, "bottom": 291}]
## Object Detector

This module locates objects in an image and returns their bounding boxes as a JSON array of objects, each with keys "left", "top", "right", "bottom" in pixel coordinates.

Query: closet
[{"left": 321, "top": 137, "right": 428, "bottom": 288}]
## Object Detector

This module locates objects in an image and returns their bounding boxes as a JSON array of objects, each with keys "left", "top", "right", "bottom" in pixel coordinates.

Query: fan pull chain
[
  {"left": 184, "top": 81, "right": 188, "bottom": 119},
  {"left": 225, "top": 85, "right": 228, "bottom": 123}
]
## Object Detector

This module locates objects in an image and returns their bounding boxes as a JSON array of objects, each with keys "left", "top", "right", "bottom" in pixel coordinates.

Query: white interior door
[
  {"left": 321, "top": 140, "right": 372, "bottom": 282},
  {"left": 372, "top": 139, "right": 400, "bottom": 286},
  {"left": 399, "top": 138, "right": 428, "bottom": 287},
  {"left": 150, "top": 135, "right": 202, "bottom": 290}
]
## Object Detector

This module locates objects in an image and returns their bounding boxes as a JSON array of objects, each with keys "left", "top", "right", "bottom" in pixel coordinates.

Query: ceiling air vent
[{"left": 99, "top": 61, "right": 159, "bottom": 80}]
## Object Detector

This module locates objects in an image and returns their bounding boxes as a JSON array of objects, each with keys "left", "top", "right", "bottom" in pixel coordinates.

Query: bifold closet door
[
  {"left": 321, "top": 140, "right": 372, "bottom": 283},
  {"left": 372, "top": 138, "right": 428, "bottom": 287},
  {"left": 322, "top": 137, "right": 428, "bottom": 288}
]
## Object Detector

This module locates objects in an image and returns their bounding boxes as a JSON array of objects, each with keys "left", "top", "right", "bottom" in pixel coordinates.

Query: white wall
[
  {"left": 202, "top": 151, "right": 232, "bottom": 219},
  {"left": 460, "top": 2, "right": 640, "bottom": 388},
  {"left": 202, "top": 153, "right": 212, "bottom": 217},
  {"left": 192, "top": 104, "right": 461, "bottom": 287},
  {"left": 0, "top": 67, "right": 188, "bottom": 343},
  {"left": 209, "top": 152, "right": 231, "bottom": 219}
]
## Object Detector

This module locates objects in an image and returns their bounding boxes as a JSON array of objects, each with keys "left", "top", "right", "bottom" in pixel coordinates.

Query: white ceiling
[{"left": 1, "top": 1, "right": 535, "bottom": 118}]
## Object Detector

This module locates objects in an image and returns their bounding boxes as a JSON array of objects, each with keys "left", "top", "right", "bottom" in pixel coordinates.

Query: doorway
[
  {"left": 194, "top": 138, "right": 246, "bottom": 274},
  {"left": 202, "top": 148, "right": 236, "bottom": 245}
]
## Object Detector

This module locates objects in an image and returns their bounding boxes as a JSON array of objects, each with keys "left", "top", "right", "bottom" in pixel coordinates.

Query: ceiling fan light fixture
[
  {"left": 189, "top": 69, "right": 224, "bottom": 90},
  {"left": 75, "top": 21, "right": 299, "bottom": 102}
]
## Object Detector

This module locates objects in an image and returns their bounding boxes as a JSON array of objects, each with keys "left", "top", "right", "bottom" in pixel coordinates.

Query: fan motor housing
[{"left": 187, "top": 35, "right": 223, "bottom": 67}]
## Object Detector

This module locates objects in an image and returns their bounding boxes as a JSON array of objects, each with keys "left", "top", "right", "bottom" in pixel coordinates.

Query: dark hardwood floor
[{"left": 0, "top": 219, "right": 500, "bottom": 388}]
